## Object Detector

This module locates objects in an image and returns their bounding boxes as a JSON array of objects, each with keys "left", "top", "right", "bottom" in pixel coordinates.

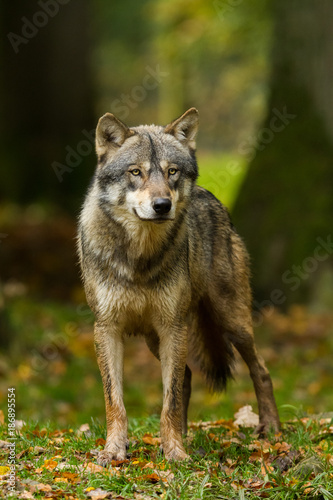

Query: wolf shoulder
[{"left": 189, "top": 185, "right": 236, "bottom": 237}]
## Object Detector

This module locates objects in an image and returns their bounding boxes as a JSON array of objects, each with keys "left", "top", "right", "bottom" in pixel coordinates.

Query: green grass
[{"left": 1, "top": 415, "right": 333, "bottom": 499}]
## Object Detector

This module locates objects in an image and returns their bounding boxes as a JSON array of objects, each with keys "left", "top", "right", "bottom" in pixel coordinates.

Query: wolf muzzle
[{"left": 152, "top": 198, "right": 172, "bottom": 215}]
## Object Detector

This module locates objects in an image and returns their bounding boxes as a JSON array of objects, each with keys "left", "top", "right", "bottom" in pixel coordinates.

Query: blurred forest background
[{"left": 0, "top": 0, "right": 332, "bottom": 426}]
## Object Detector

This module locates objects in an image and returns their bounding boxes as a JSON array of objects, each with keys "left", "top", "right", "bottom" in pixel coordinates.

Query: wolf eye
[
  {"left": 131, "top": 169, "right": 141, "bottom": 176},
  {"left": 168, "top": 168, "right": 178, "bottom": 176}
]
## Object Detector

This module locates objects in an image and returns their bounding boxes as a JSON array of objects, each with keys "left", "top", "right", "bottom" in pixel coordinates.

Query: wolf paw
[
  {"left": 163, "top": 446, "right": 189, "bottom": 461},
  {"left": 97, "top": 446, "right": 127, "bottom": 467}
]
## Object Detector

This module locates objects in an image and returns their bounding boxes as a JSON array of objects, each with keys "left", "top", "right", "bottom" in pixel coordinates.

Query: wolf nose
[{"left": 152, "top": 198, "right": 172, "bottom": 214}]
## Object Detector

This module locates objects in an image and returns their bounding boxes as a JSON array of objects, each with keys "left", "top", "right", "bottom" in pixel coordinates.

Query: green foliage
[
  {"left": 1, "top": 415, "right": 333, "bottom": 499},
  {"left": 94, "top": 0, "right": 272, "bottom": 150}
]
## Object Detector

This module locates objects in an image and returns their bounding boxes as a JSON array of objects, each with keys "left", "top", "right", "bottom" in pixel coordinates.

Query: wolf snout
[{"left": 152, "top": 198, "right": 172, "bottom": 215}]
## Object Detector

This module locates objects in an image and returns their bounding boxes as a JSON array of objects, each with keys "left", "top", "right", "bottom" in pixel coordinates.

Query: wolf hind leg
[
  {"left": 224, "top": 311, "right": 280, "bottom": 432},
  {"left": 145, "top": 333, "right": 192, "bottom": 435}
]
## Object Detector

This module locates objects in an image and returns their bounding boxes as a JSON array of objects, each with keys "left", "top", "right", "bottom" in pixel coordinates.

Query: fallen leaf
[
  {"left": 15, "top": 419, "right": 26, "bottom": 431},
  {"left": 111, "top": 459, "right": 130, "bottom": 467},
  {"left": 273, "top": 441, "right": 291, "bottom": 454},
  {"left": 230, "top": 480, "right": 244, "bottom": 490},
  {"left": 85, "top": 462, "right": 106, "bottom": 473},
  {"left": 50, "top": 429, "right": 69, "bottom": 437},
  {"left": 32, "top": 428, "right": 47, "bottom": 438},
  {"left": 95, "top": 438, "right": 106, "bottom": 447},
  {"left": 16, "top": 448, "right": 30, "bottom": 459},
  {"left": 189, "top": 418, "right": 238, "bottom": 431},
  {"left": 142, "top": 433, "right": 161, "bottom": 446},
  {"left": 0, "top": 466, "right": 10, "bottom": 475},
  {"left": 86, "top": 487, "right": 113, "bottom": 498},
  {"left": 249, "top": 450, "right": 270, "bottom": 463},
  {"left": 59, "top": 472, "right": 80, "bottom": 483},
  {"left": 142, "top": 472, "right": 160, "bottom": 483},
  {"left": 234, "top": 405, "right": 259, "bottom": 427},
  {"left": 78, "top": 423, "right": 91, "bottom": 436},
  {"left": 216, "top": 419, "right": 239, "bottom": 431},
  {"left": 0, "top": 409, "right": 5, "bottom": 425},
  {"left": 43, "top": 459, "right": 58, "bottom": 470},
  {"left": 261, "top": 461, "right": 274, "bottom": 475},
  {"left": 34, "top": 446, "right": 46, "bottom": 454},
  {"left": 35, "top": 483, "right": 52, "bottom": 492},
  {"left": 83, "top": 461, "right": 116, "bottom": 475},
  {"left": 20, "top": 492, "right": 34, "bottom": 499}
]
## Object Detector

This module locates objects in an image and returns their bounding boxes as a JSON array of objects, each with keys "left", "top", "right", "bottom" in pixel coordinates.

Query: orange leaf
[
  {"left": 34, "top": 483, "right": 52, "bottom": 492},
  {"left": 208, "top": 433, "right": 219, "bottom": 442},
  {"left": 249, "top": 450, "right": 270, "bottom": 462},
  {"left": 85, "top": 462, "right": 106, "bottom": 474},
  {"left": 95, "top": 438, "right": 106, "bottom": 447},
  {"left": 32, "top": 428, "right": 48, "bottom": 437},
  {"left": 142, "top": 433, "right": 161, "bottom": 446},
  {"left": 261, "top": 462, "right": 274, "bottom": 475},
  {"left": 273, "top": 441, "right": 291, "bottom": 454},
  {"left": 131, "top": 459, "right": 149, "bottom": 468},
  {"left": 43, "top": 459, "right": 58, "bottom": 470},
  {"left": 142, "top": 472, "right": 160, "bottom": 483},
  {"left": 59, "top": 472, "right": 80, "bottom": 483},
  {"left": 111, "top": 459, "right": 130, "bottom": 467}
]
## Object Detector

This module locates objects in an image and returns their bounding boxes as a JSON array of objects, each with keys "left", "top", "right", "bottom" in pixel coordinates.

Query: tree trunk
[
  {"left": 0, "top": 0, "right": 95, "bottom": 209},
  {"left": 232, "top": 0, "right": 333, "bottom": 307}
]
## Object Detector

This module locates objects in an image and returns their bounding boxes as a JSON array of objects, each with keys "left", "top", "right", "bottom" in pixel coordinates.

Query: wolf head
[{"left": 94, "top": 108, "right": 199, "bottom": 224}]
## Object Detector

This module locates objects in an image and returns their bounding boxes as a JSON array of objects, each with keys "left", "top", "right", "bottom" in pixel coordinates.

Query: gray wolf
[{"left": 78, "top": 108, "right": 280, "bottom": 465}]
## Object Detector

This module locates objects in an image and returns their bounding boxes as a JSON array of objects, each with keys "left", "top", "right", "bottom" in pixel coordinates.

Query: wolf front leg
[
  {"left": 145, "top": 332, "right": 192, "bottom": 436},
  {"left": 94, "top": 321, "right": 127, "bottom": 466},
  {"left": 158, "top": 326, "right": 189, "bottom": 461}
]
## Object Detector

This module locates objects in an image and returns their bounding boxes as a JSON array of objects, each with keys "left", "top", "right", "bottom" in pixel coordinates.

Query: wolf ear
[
  {"left": 96, "top": 113, "right": 134, "bottom": 159},
  {"left": 164, "top": 108, "right": 199, "bottom": 150}
]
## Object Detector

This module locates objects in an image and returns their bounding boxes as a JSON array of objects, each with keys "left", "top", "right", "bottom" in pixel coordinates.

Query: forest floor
[
  {"left": 1, "top": 409, "right": 333, "bottom": 499},
  {"left": 1, "top": 294, "right": 333, "bottom": 499},
  {"left": 1, "top": 294, "right": 333, "bottom": 425}
]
